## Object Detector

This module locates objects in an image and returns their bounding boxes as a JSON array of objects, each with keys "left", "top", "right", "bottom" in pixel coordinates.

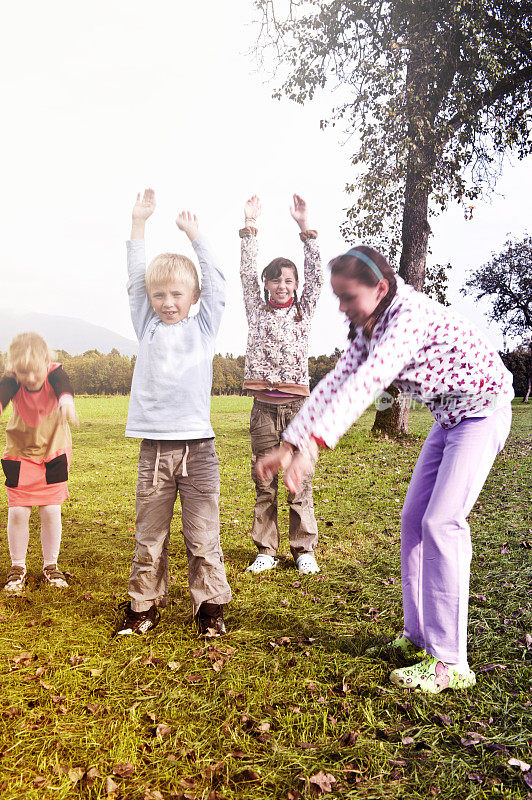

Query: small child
[
  {"left": 0, "top": 332, "right": 78, "bottom": 593},
  {"left": 258, "top": 245, "right": 514, "bottom": 694},
  {"left": 115, "top": 188, "right": 231, "bottom": 637},
  {"left": 239, "top": 194, "right": 323, "bottom": 575}
]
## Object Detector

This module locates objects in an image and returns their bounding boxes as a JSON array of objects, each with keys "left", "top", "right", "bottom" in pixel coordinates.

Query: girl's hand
[
  {"left": 59, "top": 404, "right": 79, "bottom": 427},
  {"left": 244, "top": 195, "right": 261, "bottom": 225},
  {"left": 283, "top": 451, "right": 314, "bottom": 494},
  {"left": 176, "top": 211, "right": 200, "bottom": 242},
  {"left": 132, "top": 188, "right": 156, "bottom": 222},
  {"left": 289, "top": 194, "right": 308, "bottom": 231},
  {"left": 256, "top": 444, "right": 293, "bottom": 482}
]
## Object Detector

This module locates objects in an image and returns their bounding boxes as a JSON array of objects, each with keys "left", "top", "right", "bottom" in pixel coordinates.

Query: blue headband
[{"left": 345, "top": 248, "right": 384, "bottom": 281}]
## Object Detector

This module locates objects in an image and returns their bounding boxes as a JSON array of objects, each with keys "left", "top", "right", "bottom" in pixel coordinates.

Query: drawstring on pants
[
  {"left": 182, "top": 443, "right": 189, "bottom": 477},
  {"left": 152, "top": 441, "right": 161, "bottom": 487}
]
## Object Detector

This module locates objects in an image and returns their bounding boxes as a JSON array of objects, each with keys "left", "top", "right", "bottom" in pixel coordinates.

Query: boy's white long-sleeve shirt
[
  {"left": 125, "top": 237, "right": 224, "bottom": 440},
  {"left": 283, "top": 276, "right": 514, "bottom": 451}
]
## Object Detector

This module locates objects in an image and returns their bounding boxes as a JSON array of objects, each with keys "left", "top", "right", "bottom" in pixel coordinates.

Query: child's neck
[{"left": 268, "top": 297, "right": 294, "bottom": 309}]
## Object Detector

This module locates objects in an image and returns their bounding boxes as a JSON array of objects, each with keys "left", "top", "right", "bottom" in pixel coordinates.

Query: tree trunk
[
  {"left": 372, "top": 144, "right": 433, "bottom": 437},
  {"left": 371, "top": 386, "right": 410, "bottom": 438}
]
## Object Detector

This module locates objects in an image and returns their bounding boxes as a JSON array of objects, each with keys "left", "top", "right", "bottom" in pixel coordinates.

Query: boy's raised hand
[
  {"left": 176, "top": 211, "right": 200, "bottom": 242},
  {"left": 290, "top": 194, "right": 308, "bottom": 231},
  {"left": 244, "top": 195, "right": 261, "bottom": 225},
  {"left": 132, "top": 188, "right": 156, "bottom": 221},
  {"left": 130, "top": 188, "right": 155, "bottom": 239}
]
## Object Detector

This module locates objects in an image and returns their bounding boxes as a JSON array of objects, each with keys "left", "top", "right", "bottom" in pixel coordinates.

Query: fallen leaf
[
  {"left": 467, "top": 772, "right": 484, "bottom": 784},
  {"left": 230, "top": 749, "right": 246, "bottom": 758},
  {"left": 141, "top": 652, "right": 159, "bottom": 667},
  {"left": 86, "top": 703, "right": 103, "bottom": 715},
  {"left": 68, "top": 767, "right": 85, "bottom": 783},
  {"left": 508, "top": 758, "right": 531, "bottom": 772},
  {"left": 113, "top": 762, "right": 136, "bottom": 777},
  {"left": 184, "top": 675, "right": 202, "bottom": 683},
  {"left": 89, "top": 668, "right": 103, "bottom": 677},
  {"left": 33, "top": 776, "right": 48, "bottom": 788},
  {"left": 212, "top": 659, "right": 224, "bottom": 672},
  {"left": 402, "top": 736, "right": 415, "bottom": 745},
  {"left": 144, "top": 790, "right": 164, "bottom": 800},
  {"left": 155, "top": 723, "right": 172, "bottom": 739},
  {"left": 477, "top": 663, "right": 507, "bottom": 673},
  {"left": 12, "top": 651, "right": 33, "bottom": 667},
  {"left": 461, "top": 732, "right": 488, "bottom": 746},
  {"left": 309, "top": 770, "right": 337, "bottom": 795},
  {"left": 167, "top": 661, "right": 181, "bottom": 671},
  {"left": 105, "top": 776, "right": 119, "bottom": 797},
  {"left": 179, "top": 777, "right": 197, "bottom": 789},
  {"left": 69, "top": 654, "right": 84, "bottom": 666},
  {"left": 86, "top": 766, "right": 101, "bottom": 786}
]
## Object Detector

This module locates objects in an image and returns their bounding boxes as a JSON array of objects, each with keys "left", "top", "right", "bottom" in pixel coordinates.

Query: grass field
[{"left": 0, "top": 396, "right": 531, "bottom": 799}]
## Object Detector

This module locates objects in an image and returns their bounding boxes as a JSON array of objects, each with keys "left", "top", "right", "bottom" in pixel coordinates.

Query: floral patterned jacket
[
  {"left": 283, "top": 275, "right": 514, "bottom": 451},
  {"left": 240, "top": 228, "right": 323, "bottom": 394}
]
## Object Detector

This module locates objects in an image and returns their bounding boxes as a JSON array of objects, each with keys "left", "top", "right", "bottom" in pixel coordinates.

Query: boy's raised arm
[
  {"left": 127, "top": 188, "right": 156, "bottom": 340},
  {"left": 176, "top": 212, "right": 226, "bottom": 337}
]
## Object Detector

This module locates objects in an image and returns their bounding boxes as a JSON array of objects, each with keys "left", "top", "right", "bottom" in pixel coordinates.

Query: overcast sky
[{"left": 1, "top": 0, "right": 530, "bottom": 356}]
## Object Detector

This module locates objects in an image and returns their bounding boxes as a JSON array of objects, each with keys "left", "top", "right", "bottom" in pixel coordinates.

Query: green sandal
[
  {"left": 366, "top": 634, "right": 426, "bottom": 662},
  {"left": 390, "top": 655, "right": 476, "bottom": 695}
]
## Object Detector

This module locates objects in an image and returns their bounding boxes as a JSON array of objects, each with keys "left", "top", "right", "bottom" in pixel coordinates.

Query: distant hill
[{"left": 0, "top": 311, "right": 137, "bottom": 357}]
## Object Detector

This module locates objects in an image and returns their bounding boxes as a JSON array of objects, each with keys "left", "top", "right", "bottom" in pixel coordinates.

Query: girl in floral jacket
[
  {"left": 239, "top": 195, "right": 324, "bottom": 575},
  {"left": 257, "top": 245, "right": 513, "bottom": 694}
]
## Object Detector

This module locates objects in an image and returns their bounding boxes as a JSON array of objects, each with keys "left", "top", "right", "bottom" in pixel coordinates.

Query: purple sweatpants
[{"left": 400, "top": 405, "right": 511, "bottom": 664}]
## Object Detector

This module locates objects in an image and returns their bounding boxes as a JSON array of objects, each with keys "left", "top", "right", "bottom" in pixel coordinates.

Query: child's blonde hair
[
  {"left": 6, "top": 332, "right": 54, "bottom": 372},
  {"left": 146, "top": 253, "right": 200, "bottom": 295}
]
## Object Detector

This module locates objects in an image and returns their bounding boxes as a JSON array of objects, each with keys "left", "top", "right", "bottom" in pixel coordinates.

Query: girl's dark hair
[
  {"left": 328, "top": 245, "right": 397, "bottom": 340},
  {"left": 261, "top": 257, "right": 303, "bottom": 322}
]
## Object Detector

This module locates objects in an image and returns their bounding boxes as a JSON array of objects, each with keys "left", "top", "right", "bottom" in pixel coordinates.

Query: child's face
[
  {"left": 265, "top": 267, "right": 298, "bottom": 304},
  {"left": 13, "top": 361, "right": 48, "bottom": 391},
  {"left": 331, "top": 273, "right": 389, "bottom": 328},
  {"left": 149, "top": 280, "right": 200, "bottom": 324}
]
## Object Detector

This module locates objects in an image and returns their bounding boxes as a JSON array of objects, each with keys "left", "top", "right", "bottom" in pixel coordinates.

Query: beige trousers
[
  {"left": 250, "top": 398, "right": 318, "bottom": 559},
  {"left": 128, "top": 438, "right": 232, "bottom": 615}
]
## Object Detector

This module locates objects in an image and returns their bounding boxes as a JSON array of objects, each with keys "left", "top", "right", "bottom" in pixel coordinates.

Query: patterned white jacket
[
  {"left": 283, "top": 275, "right": 514, "bottom": 451},
  {"left": 240, "top": 229, "right": 323, "bottom": 394}
]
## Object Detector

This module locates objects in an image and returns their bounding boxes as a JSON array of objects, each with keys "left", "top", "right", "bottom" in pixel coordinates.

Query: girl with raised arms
[{"left": 239, "top": 195, "right": 324, "bottom": 575}]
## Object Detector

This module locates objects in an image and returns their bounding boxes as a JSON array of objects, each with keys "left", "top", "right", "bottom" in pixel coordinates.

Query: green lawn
[{"left": 0, "top": 397, "right": 531, "bottom": 799}]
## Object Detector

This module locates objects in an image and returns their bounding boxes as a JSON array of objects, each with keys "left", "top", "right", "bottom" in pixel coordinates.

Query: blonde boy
[{"left": 115, "top": 188, "right": 231, "bottom": 636}]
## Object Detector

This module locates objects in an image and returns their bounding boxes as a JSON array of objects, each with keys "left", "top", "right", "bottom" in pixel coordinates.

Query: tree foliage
[
  {"left": 500, "top": 342, "right": 532, "bottom": 401},
  {"left": 462, "top": 234, "right": 532, "bottom": 338},
  {"left": 254, "top": 0, "right": 532, "bottom": 287}
]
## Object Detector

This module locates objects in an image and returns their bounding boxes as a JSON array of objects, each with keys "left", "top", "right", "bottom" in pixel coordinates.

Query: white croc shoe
[
  {"left": 296, "top": 554, "right": 320, "bottom": 575},
  {"left": 245, "top": 554, "right": 279, "bottom": 574}
]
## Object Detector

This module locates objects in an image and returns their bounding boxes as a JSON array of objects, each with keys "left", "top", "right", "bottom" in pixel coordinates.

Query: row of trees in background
[{"left": 0, "top": 343, "right": 529, "bottom": 400}]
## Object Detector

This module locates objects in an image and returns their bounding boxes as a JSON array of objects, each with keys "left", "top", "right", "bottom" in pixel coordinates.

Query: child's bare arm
[{"left": 130, "top": 188, "right": 156, "bottom": 239}]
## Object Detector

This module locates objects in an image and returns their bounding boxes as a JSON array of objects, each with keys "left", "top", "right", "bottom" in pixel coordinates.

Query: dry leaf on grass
[
  {"left": 155, "top": 723, "right": 172, "bottom": 739},
  {"left": 105, "top": 776, "right": 119, "bottom": 797},
  {"left": 508, "top": 758, "right": 531, "bottom": 772},
  {"left": 113, "top": 762, "right": 136, "bottom": 777},
  {"left": 308, "top": 770, "right": 337, "bottom": 795}
]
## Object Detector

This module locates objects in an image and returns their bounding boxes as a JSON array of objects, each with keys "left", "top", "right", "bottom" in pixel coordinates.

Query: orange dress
[{"left": 0, "top": 363, "right": 74, "bottom": 507}]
